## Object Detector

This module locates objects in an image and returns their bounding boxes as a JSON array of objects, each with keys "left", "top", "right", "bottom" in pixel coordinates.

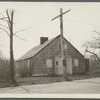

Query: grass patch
[
  {"left": 69, "top": 72, "right": 100, "bottom": 80},
  {"left": 1, "top": 72, "right": 100, "bottom": 88},
  {"left": 17, "top": 76, "right": 66, "bottom": 86}
]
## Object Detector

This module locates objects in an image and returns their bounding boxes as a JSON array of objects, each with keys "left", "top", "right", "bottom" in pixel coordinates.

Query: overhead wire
[
  {"left": 17, "top": 9, "right": 52, "bottom": 17},
  {"left": 64, "top": 18, "right": 100, "bottom": 28},
  {"left": 17, "top": 9, "right": 100, "bottom": 28}
]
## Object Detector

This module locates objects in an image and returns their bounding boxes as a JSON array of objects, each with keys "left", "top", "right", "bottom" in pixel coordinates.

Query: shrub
[{"left": 0, "top": 58, "right": 10, "bottom": 81}]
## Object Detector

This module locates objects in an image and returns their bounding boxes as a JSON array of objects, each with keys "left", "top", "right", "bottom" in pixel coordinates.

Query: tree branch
[
  {"left": 0, "top": 24, "right": 8, "bottom": 29},
  {"left": 14, "top": 26, "right": 31, "bottom": 35},
  {"left": 0, "top": 17, "right": 8, "bottom": 20},
  {"left": 6, "top": 9, "right": 11, "bottom": 22},
  {"left": 6, "top": 9, "right": 11, "bottom": 29},
  {"left": 0, "top": 12, "right": 5, "bottom": 18},
  {"left": 86, "top": 49, "right": 100, "bottom": 62},
  {"left": 0, "top": 27, "right": 10, "bottom": 37},
  {"left": 0, "top": 17, "right": 8, "bottom": 22},
  {"left": 94, "top": 30, "right": 100, "bottom": 35},
  {"left": 14, "top": 34, "right": 27, "bottom": 41}
]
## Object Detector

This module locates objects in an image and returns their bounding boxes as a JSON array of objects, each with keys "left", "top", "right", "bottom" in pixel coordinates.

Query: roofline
[
  {"left": 63, "top": 37, "right": 84, "bottom": 58},
  {"left": 16, "top": 35, "right": 60, "bottom": 61},
  {"left": 16, "top": 35, "right": 84, "bottom": 62}
]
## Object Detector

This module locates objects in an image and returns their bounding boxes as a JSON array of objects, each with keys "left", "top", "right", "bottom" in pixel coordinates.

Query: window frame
[
  {"left": 73, "top": 58, "right": 79, "bottom": 67},
  {"left": 46, "top": 59, "right": 53, "bottom": 68},
  {"left": 27, "top": 59, "right": 30, "bottom": 68}
]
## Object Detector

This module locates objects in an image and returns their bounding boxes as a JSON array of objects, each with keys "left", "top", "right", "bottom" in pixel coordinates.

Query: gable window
[
  {"left": 73, "top": 59, "right": 79, "bottom": 67},
  {"left": 46, "top": 59, "right": 53, "bottom": 68}
]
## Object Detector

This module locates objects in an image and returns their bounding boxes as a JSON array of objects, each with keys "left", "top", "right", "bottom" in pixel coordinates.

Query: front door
[
  {"left": 55, "top": 57, "right": 63, "bottom": 75},
  {"left": 66, "top": 57, "right": 73, "bottom": 75}
]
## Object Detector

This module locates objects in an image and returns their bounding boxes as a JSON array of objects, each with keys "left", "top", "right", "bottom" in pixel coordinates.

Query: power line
[
  {"left": 17, "top": 10, "right": 52, "bottom": 17},
  {"left": 17, "top": 9, "right": 100, "bottom": 28},
  {"left": 64, "top": 18, "right": 100, "bottom": 27}
]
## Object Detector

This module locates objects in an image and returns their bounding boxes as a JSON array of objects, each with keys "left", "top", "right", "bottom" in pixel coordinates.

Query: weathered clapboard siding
[
  {"left": 63, "top": 38, "right": 86, "bottom": 74},
  {"left": 30, "top": 36, "right": 61, "bottom": 75},
  {"left": 16, "top": 35, "right": 86, "bottom": 77}
]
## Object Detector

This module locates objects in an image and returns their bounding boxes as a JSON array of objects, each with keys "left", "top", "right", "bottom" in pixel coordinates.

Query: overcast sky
[{"left": 0, "top": 2, "right": 100, "bottom": 59}]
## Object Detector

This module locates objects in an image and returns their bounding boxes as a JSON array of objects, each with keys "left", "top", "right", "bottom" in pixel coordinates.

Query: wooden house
[{"left": 16, "top": 35, "right": 88, "bottom": 77}]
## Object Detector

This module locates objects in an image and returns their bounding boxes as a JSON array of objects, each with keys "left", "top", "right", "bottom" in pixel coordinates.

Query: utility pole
[{"left": 51, "top": 8, "right": 71, "bottom": 78}]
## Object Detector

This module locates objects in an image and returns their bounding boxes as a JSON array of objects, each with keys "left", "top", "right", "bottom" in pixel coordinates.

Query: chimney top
[{"left": 40, "top": 37, "right": 48, "bottom": 45}]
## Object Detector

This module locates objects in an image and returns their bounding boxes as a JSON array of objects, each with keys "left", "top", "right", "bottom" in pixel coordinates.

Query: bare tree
[
  {"left": 0, "top": 9, "right": 26, "bottom": 86},
  {"left": 83, "top": 27, "right": 100, "bottom": 63}
]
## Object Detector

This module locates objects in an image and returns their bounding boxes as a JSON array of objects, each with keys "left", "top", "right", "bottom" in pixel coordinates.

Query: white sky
[{"left": 0, "top": 2, "right": 100, "bottom": 59}]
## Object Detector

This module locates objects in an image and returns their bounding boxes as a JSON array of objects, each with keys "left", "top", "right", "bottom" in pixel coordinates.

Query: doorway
[
  {"left": 66, "top": 57, "right": 73, "bottom": 75},
  {"left": 55, "top": 57, "right": 63, "bottom": 75}
]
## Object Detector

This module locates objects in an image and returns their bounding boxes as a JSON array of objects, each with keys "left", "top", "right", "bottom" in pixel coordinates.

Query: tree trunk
[
  {"left": 9, "top": 10, "right": 18, "bottom": 86},
  {"left": 10, "top": 33, "right": 17, "bottom": 86}
]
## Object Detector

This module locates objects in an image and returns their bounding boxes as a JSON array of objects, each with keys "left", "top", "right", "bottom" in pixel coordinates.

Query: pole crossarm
[{"left": 51, "top": 9, "right": 71, "bottom": 21}]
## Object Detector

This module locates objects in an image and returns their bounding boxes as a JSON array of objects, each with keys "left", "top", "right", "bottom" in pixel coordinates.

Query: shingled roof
[
  {"left": 17, "top": 35, "right": 84, "bottom": 61},
  {"left": 17, "top": 35, "right": 59, "bottom": 61}
]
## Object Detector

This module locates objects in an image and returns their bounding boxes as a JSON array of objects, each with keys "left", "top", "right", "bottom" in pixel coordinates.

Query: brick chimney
[{"left": 40, "top": 37, "right": 48, "bottom": 44}]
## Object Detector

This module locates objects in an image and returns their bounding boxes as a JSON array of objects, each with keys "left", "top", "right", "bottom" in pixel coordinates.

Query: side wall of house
[
  {"left": 30, "top": 36, "right": 86, "bottom": 75},
  {"left": 16, "top": 58, "right": 32, "bottom": 77},
  {"left": 63, "top": 38, "right": 86, "bottom": 74},
  {"left": 15, "top": 37, "right": 61, "bottom": 77},
  {"left": 30, "top": 37, "right": 61, "bottom": 76},
  {"left": 16, "top": 36, "right": 86, "bottom": 77}
]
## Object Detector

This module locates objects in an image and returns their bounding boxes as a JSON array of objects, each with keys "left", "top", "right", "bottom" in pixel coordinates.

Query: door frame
[
  {"left": 55, "top": 56, "right": 64, "bottom": 75},
  {"left": 66, "top": 57, "right": 73, "bottom": 75}
]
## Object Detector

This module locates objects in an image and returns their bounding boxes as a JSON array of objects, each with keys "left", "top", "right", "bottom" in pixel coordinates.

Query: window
[
  {"left": 24, "top": 60, "right": 26, "bottom": 66},
  {"left": 64, "top": 44, "right": 67, "bottom": 49},
  {"left": 27, "top": 60, "right": 30, "bottom": 68},
  {"left": 63, "top": 58, "right": 66, "bottom": 66},
  {"left": 22, "top": 60, "right": 24, "bottom": 68},
  {"left": 56, "top": 61, "right": 58, "bottom": 65},
  {"left": 46, "top": 59, "right": 53, "bottom": 68},
  {"left": 73, "top": 59, "right": 79, "bottom": 67}
]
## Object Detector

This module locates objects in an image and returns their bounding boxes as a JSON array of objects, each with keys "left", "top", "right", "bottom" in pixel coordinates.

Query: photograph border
[{"left": 0, "top": 0, "right": 100, "bottom": 99}]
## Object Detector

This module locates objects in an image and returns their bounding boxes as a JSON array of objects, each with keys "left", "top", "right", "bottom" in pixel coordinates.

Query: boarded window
[
  {"left": 73, "top": 59, "right": 79, "bottom": 67},
  {"left": 64, "top": 44, "right": 67, "bottom": 49},
  {"left": 46, "top": 59, "right": 53, "bottom": 68}
]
